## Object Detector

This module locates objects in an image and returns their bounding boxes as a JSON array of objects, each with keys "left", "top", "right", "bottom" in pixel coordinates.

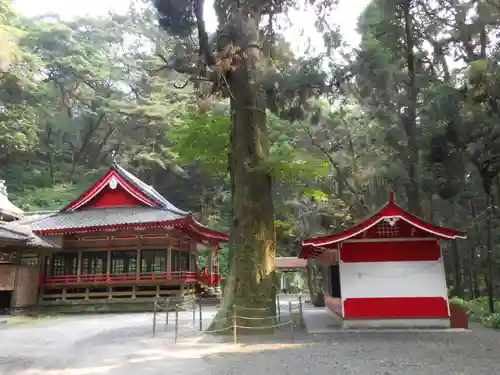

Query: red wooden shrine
[
  {"left": 29, "top": 163, "right": 228, "bottom": 303},
  {"left": 300, "top": 192, "right": 467, "bottom": 329}
]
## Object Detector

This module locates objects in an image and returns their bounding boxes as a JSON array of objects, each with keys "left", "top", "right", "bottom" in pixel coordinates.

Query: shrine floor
[{"left": 0, "top": 307, "right": 499, "bottom": 375}]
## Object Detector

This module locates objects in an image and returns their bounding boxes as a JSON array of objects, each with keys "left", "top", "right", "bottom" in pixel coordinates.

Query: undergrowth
[{"left": 449, "top": 296, "right": 500, "bottom": 328}]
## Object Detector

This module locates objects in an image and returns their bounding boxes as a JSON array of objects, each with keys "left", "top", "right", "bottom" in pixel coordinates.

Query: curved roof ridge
[{"left": 112, "top": 163, "right": 189, "bottom": 216}]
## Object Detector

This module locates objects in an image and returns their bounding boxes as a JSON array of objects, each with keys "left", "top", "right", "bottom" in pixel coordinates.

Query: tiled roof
[
  {"left": 0, "top": 221, "right": 59, "bottom": 248},
  {"left": 113, "top": 163, "right": 188, "bottom": 215},
  {"left": 0, "top": 225, "right": 28, "bottom": 242},
  {"left": 31, "top": 206, "right": 186, "bottom": 232}
]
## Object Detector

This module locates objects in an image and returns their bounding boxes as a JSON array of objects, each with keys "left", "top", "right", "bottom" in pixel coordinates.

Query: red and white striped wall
[{"left": 338, "top": 239, "right": 450, "bottom": 326}]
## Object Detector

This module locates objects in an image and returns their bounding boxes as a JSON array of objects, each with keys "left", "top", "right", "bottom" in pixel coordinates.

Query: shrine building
[
  {"left": 300, "top": 192, "right": 467, "bottom": 329},
  {"left": 16, "top": 163, "right": 227, "bottom": 310}
]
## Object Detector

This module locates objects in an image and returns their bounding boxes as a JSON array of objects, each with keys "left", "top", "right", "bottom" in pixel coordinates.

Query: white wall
[{"left": 339, "top": 260, "right": 448, "bottom": 299}]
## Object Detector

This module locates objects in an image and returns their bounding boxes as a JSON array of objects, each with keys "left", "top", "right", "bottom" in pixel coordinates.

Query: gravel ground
[{"left": 0, "top": 307, "right": 499, "bottom": 375}]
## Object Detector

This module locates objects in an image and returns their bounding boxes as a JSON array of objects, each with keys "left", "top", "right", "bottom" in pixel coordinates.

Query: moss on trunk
[{"left": 207, "top": 7, "right": 277, "bottom": 333}]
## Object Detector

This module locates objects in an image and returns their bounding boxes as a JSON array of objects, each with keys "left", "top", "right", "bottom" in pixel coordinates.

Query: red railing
[
  {"left": 40, "top": 271, "right": 201, "bottom": 286},
  {"left": 198, "top": 272, "right": 221, "bottom": 286}
]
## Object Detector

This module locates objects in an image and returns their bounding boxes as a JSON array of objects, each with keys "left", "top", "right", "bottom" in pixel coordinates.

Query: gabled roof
[
  {"left": 62, "top": 163, "right": 187, "bottom": 213},
  {"left": 29, "top": 164, "right": 229, "bottom": 244},
  {"left": 300, "top": 192, "right": 466, "bottom": 258}
]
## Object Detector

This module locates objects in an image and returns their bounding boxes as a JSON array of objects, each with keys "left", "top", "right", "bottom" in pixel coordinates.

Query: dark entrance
[
  {"left": 329, "top": 265, "right": 341, "bottom": 298},
  {"left": 0, "top": 290, "right": 12, "bottom": 314}
]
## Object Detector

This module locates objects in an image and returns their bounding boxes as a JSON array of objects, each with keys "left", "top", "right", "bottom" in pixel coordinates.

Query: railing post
[
  {"left": 232, "top": 305, "right": 237, "bottom": 344},
  {"left": 199, "top": 299, "right": 203, "bottom": 331},
  {"left": 298, "top": 296, "right": 304, "bottom": 328},
  {"left": 289, "top": 301, "right": 295, "bottom": 340},
  {"left": 165, "top": 298, "right": 170, "bottom": 329},
  {"left": 192, "top": 297, "right": 196, "bottom": 325},
  {"left": 152, "top": 300, "right": 157, "bottom": 336},
  {"left": 174, "top": 305, "right": 179, "bottom": 343},
  {"left": 277, "top": 294, "right": 281, "bottom": 322}
]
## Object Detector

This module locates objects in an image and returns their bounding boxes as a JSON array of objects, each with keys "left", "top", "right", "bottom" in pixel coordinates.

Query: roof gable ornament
[
  {"left": 384, "top": 217, "right": 399, "bottom": 227},
  {"left": 108, "top": 176, "right": 118, "bottom": 190}
]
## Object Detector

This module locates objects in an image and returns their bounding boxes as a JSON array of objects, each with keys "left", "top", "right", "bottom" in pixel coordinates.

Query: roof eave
[{"left": 32, "top": 217, "right": 191, "bottom": 236}]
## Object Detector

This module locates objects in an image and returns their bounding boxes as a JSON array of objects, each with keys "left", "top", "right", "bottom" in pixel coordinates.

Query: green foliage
[
  {"left": 169, "top": 113, "right": 230, "bottom": 177},
  {"left": 450, "top": 297, "right": 500, "bottom": 328},
  {"left": 11, "top": 183, "right": 89, "bottom": 211},
  {"left": 482, "top": 313, "right": 500, "bottom": 329}
]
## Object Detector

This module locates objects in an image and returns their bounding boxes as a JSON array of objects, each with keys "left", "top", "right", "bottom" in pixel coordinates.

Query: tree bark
[{"left": 208, "top": 7, "right": 276, "bottom": 332}]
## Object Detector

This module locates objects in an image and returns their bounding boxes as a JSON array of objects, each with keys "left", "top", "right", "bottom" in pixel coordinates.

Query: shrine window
[
  {"left": 171, "top": 250, "right": 190, "bottom": 271},
  {"left": 190, "top": 254, "right": 197, "bottom": 272},
  {"left": 171, "top": 250, "right": 180, "bottom": 272},
  {"left": 140, "top": 250, "right": 166, "bottom": 273},
  {"left": 111, "top": 251, "right": 136, "bottom": 274},
  {"left": 51, "top": 252, "right": 78, "bottom": 276},
  {"left": 81, "top": 251, "right": 107, "bottom": 275},
  {"left": 180, "top": 251, "right": 189, "bottom": 271}
]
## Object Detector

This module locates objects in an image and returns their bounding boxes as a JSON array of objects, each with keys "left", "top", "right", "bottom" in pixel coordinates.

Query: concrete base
[{"left": 341, "top": 318, "right": 451, "bottom": 329}]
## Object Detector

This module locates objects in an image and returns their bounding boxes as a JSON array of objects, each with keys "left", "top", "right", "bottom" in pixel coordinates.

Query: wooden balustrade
[{"left": 40, "top": 271, "right": 206, "bottom": 286}]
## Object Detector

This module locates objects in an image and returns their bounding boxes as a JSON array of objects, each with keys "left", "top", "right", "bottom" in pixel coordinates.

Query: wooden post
[
  {"left": 298, "top": 296, "right": 303, "bottom": 328},
  {"left": 77, "top": 251, "right": 82, "bottom": 282},
  {"left": 10, "top": 250, "right": 21, "bottom": 314},
  {"left": 136, "top": 249, "right": 141, "bottom": 281},
  {"left": 232, "top": 305, "right": 237, "bottom": 344},
  {"left": 106, "top": 250, "right": 111, "bottom": 280},
  {"left": 199, "top": 300, "right": 203, "bottom": 331},
  {"left": 289, "top": 301, "right": 294, "bottom": 340},
  {"left": 167, "top": 248, "right": 172, "bottom": 279},
  {"left": 174, "top": 306, "right": 179, "bottom": 343}
]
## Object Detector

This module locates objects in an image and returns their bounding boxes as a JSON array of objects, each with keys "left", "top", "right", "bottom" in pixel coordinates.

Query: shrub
[{"left": 481, "top": 313, "right": 500, "bottom": 329}]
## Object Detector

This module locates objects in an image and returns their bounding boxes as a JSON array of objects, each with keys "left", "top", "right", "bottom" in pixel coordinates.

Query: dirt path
[{"left": 0, "top": 310, "right": 499, "bottom": 375}]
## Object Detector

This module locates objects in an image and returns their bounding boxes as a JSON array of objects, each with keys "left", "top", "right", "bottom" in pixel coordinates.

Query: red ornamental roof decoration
[
  {"left": 300, "top": 192, "right": 467, "bottom": 259},
  {"left": 30, "top": 163, "right": 228, "bottom": 244}
]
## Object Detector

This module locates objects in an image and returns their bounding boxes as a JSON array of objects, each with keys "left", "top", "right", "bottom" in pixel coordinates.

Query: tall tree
[{"left": 152, "top": 0, "right": 332, "bottom": 328}]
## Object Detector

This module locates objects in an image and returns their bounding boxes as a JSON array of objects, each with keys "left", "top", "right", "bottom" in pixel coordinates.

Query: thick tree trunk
[{"left": 208, "top": 7, "right": 276, "bottom": 332}]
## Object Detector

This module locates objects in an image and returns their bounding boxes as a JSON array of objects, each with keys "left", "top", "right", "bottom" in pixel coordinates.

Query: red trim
[
  {"left": 33, "top": 218, "right": 190, "bottom": 236},
  {"left": 343, "top": 297, "right": 450, "bottom": 319},
  {"left": 62, "top": 166, "right": 158, "bottom": 212},
  {"left": 300, "top": 192, "right": 467, "bottom": 258},
  {"left": 182, "top": 218, "right": 229, "bottom": 242},
  {"left": 41, "top": 271, "right": 203, "bottom": 286},
  {"left": 340, "top": 241, "right": 441, "bottom": 263},
  {"left": 33, "top": 217, "right": 229, "bottom": 244}
]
